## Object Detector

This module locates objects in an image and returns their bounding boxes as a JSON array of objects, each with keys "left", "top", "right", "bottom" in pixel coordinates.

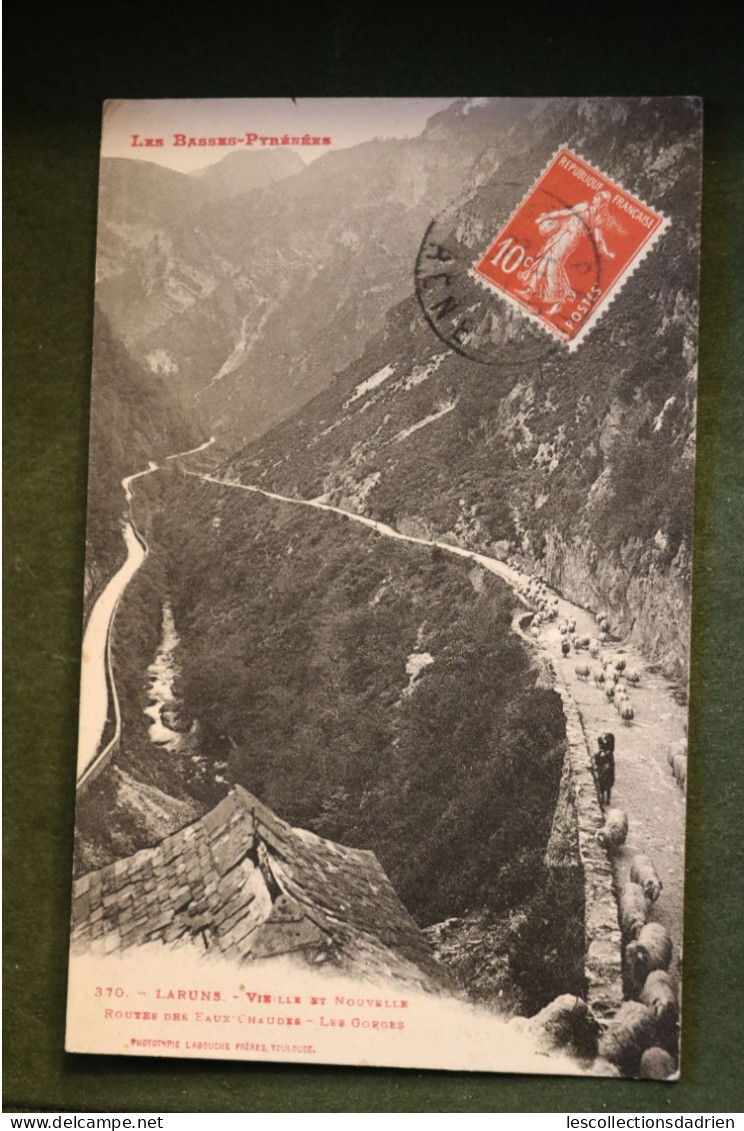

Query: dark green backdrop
[{"left": 5, "top": 7, "right": 744, "bottom": 1114}]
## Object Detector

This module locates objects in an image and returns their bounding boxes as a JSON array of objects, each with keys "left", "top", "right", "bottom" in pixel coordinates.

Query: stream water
[
  {"left": 143, "top": 601, "right": 182, "bottom": 750},
  {"left": 76, "top": 440, "right": 214, "bottom": 789}
]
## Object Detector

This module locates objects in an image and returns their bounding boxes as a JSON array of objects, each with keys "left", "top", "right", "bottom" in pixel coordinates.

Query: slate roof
[{"left": 70, "top": 785, "right": 450, "bottom": 991}]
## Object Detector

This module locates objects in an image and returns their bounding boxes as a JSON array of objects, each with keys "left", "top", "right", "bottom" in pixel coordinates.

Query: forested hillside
[
  {"left": 74, "top": 98, "right": 699, "bottom": 1019},
  {"left": 226, "top": 101, "right": 700, "bottom": 678},
  {"left": 74, "top": 467, "right": 576, "bottom": 1008}
]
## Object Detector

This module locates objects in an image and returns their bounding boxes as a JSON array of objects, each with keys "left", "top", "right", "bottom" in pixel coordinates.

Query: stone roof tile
[{"left": 71, "top": 786, "right": 450, "bottom": 992}]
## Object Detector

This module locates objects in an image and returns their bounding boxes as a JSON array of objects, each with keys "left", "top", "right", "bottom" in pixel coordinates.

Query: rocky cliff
[{"left": 222, "top": 98, "right": 701, "bottom": 679}]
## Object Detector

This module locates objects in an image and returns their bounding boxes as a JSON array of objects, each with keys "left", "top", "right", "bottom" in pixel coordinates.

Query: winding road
[
  {"left": 76, "top": 440, "right": 215, "bottom": 790},
  {"left": 183, "top": 470, "right": 689, "bottom": 975},
  {"left": 77, "top": 451, "right": 688, "bottom": 983},
  {"left": 76, "top": 509, "right": 150, "bottom": 788}
]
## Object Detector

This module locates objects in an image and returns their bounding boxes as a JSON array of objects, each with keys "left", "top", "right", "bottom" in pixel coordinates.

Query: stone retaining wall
[
  {"left": 77, "top": 736, "right": 120, "bottom": 796},
  {"left": 547, "top": 676, "right": 624, "bottom": 1020}
]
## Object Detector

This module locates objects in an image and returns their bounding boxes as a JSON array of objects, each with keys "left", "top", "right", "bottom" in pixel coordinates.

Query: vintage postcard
[{"left": 67, "top": 97, "right": 702, "bottom": 1078}]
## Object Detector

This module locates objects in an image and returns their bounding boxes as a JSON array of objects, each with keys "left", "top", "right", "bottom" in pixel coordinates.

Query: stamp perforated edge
[{"left": 468, "top": 145, "right": 671, "bottom": 352}]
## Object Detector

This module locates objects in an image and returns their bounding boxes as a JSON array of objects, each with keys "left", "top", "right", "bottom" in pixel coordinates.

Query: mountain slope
[
  {"left": 93, "top": 101, "right": 541, "bottom": 445},
  {"left": 192, "top": 148, "right": 304, "bottom": 201},
  {"left": 223, "top": 98, "right": 701, "bottom": 678}
]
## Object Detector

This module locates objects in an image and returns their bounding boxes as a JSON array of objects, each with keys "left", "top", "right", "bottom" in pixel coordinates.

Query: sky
[{"left": 102, "top": 98, "right": 461, "bottom": 173}]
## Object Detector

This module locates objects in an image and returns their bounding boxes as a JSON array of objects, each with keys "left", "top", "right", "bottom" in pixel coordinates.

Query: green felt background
[{"left": 5, "top": 8, "right": 744, "bottom": 1114}]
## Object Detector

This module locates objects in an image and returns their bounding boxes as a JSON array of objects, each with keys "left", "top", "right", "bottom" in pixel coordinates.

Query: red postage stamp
[{"left": 471, "top": 147, "right": 667, "bottom": 348}]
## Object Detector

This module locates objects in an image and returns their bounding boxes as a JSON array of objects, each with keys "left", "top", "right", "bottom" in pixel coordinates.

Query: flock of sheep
[
  {"left": 518, "top": 583, "right": 642, "bottom": 727},
  {"left": 513, "top": 576, "right": 688, "bottom": 1078},
  {"left": 508, "top": 797, "right": 684, "bottom": 1078},
  {"left": 561, "top": 613, "right": 642, "bottom": 726},
  {"left": 517, "top": 575, "right": 561, "bottom": 629},
  {"left": 594, "top": 805, "right": 681, "bottom": 1077}
]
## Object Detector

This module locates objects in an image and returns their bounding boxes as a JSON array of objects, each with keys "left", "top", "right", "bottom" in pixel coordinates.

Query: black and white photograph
[{"left": 65, "top": 96, "right": 702, "bottom": 1080}]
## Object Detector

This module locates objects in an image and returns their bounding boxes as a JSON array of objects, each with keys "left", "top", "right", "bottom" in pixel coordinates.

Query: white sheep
[
  {"left": 639, "top": 970, "right": 678, "bottom": 1031},
  {"left": 639, "top": 1046, "right": 677, "bottom": 1080},
  {"left": 672, "top": 753, "right": 687, "bottom": 791},
  {"left": 625, "top": 922, "right": 673, "bottom": 997},
  {"left": 619, "top": 882, "right": 648, "bottom": 941},
  {"left": 597, "top": 1001, "right": 657, "bottom": 1075},
  {"left": 667, "top": 737, "right": 687, "bottom": 770},
  {"left": 630, "top": 854, "right": 663, "bottom": 902},
  {"left": 596, "top": 808, "right": 629, "bottom": 852}
]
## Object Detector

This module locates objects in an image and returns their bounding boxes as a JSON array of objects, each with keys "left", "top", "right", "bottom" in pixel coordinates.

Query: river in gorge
[
  {"left": 75, "top": 440, "right": 214, "bottom": 790},
  {"left": 143, "top": 601, "right": 182, "bottom": 750}
]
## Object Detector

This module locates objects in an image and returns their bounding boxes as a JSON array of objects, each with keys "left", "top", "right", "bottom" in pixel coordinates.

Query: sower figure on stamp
[
  {"left": 593, "top": 731, "right": 616, "bottom": 807},
  {"left": 516, "top": 190, "right": 617, "bottom": 314}
]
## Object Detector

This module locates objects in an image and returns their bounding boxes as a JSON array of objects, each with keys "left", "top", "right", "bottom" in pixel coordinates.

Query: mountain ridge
[{"left": 218, "top": 98, "right": 701, "bottom": 678}]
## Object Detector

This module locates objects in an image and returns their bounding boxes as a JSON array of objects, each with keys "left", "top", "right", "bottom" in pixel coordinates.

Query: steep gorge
[{"left": 74, "top": 466, "right": 581, "bottom": 1012}]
